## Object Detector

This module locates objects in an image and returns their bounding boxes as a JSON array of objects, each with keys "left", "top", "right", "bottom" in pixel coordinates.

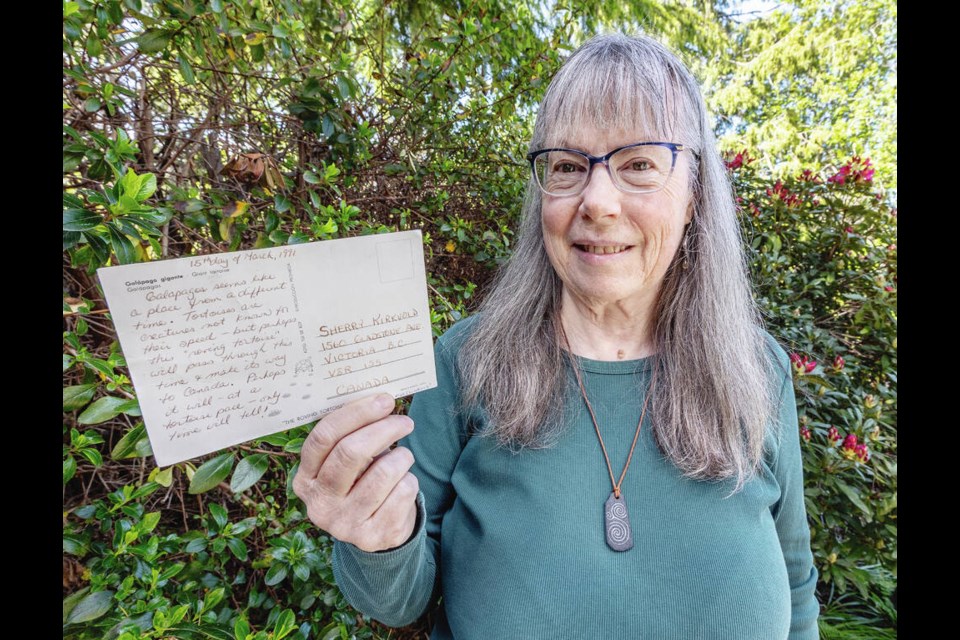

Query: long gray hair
[{"left": 458, "top": 33, "right": 779, "bottom": 491}]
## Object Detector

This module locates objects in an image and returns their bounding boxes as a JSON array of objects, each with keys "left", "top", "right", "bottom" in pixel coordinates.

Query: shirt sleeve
[
  {"left": 330, "top": 320, "right": 472, "bottom": 627},
  {"left": 766, "top": 337, "right": 821, "bottom": 640}
]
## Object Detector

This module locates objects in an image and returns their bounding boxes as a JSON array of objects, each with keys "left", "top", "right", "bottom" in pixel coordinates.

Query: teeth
[{"left": 580, "top": 245, "right": 627, "bottom": 255}]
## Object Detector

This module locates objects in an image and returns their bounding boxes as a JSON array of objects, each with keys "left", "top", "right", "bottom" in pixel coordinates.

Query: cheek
[{"left": 541, "top": 207, "right": 570, "bottom": 249}]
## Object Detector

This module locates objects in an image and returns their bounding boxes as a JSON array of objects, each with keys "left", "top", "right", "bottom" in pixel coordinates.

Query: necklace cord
[{"left": 558, "top": 320, "right": 657, "bottom": 499}]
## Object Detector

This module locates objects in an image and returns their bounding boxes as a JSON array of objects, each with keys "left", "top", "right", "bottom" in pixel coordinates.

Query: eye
[
  {"left": 555, "top": 161, "right": 582, "bottom": 173},
  {"left": 619, "top": 155, "right": 658, "bottom": 172}
]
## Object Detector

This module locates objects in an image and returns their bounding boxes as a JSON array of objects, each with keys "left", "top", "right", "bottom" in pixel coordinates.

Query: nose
[{"left": 578, "top": 162, "right": 621, "bottom": 224}]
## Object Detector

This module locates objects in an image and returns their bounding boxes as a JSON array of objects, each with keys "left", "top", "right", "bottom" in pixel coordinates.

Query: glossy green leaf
[
  {"left": 836, "top": 481, "right": 872, "bottom": 517},
  {"left": 164, "top": 624, "right": 234, "bottom": 640},
  {"left": 65, "top": 589, "right": 114, "bottom": 624},
  {"left": 230, "top": 517, "right": 257, "bottom": 536},
  {"left": 272, "top": 609, "right": 297, "bottom": 639},
  {"left": 111, "top": 422, "right": 148, "bottom": 460},
  {"left": 83, "top": 98, "right": 101, "bottom": 113},
  {"left": 63, "top": 455, "right": 77, "bottom": 484},
  {"left": 80, "top": 448, "right": 104, "bottom": 467},
  {"left": 303, "top": 171, "right": 321, "bottom": 184},
  {"left": 203, "top": 587, "right": 226, "bottom": 611},
  {"left": 258, "top": 432, "right": 289, "bottom": 447},
  {"left": 188, "top": 453, "right": 234, "bottom": 494},
  {"left": 178, "top": 53, "right": 196, "bottom": 85},
  {"left": 141, "top": 511, "right": 161, "bottom": 533},
  {"left": 152, "top": 466, "right": 174, "bottom": 486},
  {"left": 134, "top": 173, "right": 157, "bottom": 201},
  {"left": 63, "top": 209, "right": 101, "bottom": 232},
  {"left": 184, "top": 537, "right": 207, "bottom": 553},
  {"left": 234, "top": 618, "right": 251, "bottom": 640},
  {"left": 73, "top": 505, "right": 96, "bottom": 519},
  {"left": 292, "top": 563, "right": 310, "bottom": 581},
  {"left": 131, "top": 481, "right": 160, "bottom": 500},
  {"left": 209, "top": 502, "right": 228, "bottom": 530},
  {"left": 62, "top": 587, "right": 89, "bottom": 625},
  {"left": 335, "top": 76, "right": 351, "bottom": 101},
  {"left": 118, "top": 398, "right": 141, "bottom": 416},
  {"left": 106, "top": 224, "right": 137, "bottom": 264},
  {"left": 63, "top": 384, "right": 96, "bottom": 411},
  {"left": 86, "top": 34, "right": 103, "bottom": 57},
  {"left": 106, "top": 1, "right": 124, "bottom": 24},
  {"left": 230, "top": 454, "right": 269, "bottom": 493},
  {"left": 78, "top": 396, "right": 130, "bottom": 424},
  {"left": 63, "top": 534, "right": 88, "bottom": 556},
  {"left": 264, "top": 563, "right": 287, "bottom": 586},
  {"left": 83, "top": 230, "right": 111, "bottom": 265},
  {"left": 137, "top": 29, "right": 170, "bottom": 54},
  {"left": 64, "top": 229, "right": 82, "bottom": 249},
  {"left": 273, "top": 194, "right": 291, "bottom": 214},
  {"left": 159, "top": 563, "right": 184, "bottom": 582},
  {"left": 282, "top": 437, "right": 304, "bottom": 454},
  {"left": 226, "top": 537, "right": 248, "bottom": 561}
]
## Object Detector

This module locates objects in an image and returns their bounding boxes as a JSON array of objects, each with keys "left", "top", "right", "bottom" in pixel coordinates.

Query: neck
[{"left": 559, "top": 289, "right": 657, "bottom": 361}]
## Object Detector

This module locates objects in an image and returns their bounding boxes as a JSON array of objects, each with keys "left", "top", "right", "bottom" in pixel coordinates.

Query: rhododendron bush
[{"left": 729, "top": 151, "right": 897, "bottom": 627}]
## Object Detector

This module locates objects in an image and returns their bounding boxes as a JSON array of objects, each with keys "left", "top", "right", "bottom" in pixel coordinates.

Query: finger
[
  {"left": 361, "top": 472, "right": 420, "bottom": 550},
  {"left": 299, "top": 393, "right": 395, "bottom": 478},
  {"left": 344, "top": 446, "right": 416, "bottom": 521},
  {"left": 317, "top": 414, "right": 415, "bottom": 496}
]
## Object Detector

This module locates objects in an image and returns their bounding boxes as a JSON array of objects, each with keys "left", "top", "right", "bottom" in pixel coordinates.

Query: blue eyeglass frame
[{"left": 526, "top": 141, "right": 690, "bottom": 196}]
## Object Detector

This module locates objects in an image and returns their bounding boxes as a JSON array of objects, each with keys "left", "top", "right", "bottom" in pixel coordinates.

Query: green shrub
[{"left": 730, "top": 151, "right": 897, "bottom": 626}]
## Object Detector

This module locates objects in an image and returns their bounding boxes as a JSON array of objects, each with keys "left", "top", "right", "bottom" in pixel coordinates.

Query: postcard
[{"left": 97, "top": 230, "right": 437, "bottom": 466}]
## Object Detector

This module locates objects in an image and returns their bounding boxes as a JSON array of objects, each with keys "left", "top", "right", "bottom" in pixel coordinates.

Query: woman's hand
[{"left": 293, "top": 393, "right": 419, "bottom": 552}]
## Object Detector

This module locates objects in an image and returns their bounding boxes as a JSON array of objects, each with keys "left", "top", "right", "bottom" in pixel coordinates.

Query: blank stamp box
[{"left": 377, "top": 237, "right": 414, "bottom": 283}]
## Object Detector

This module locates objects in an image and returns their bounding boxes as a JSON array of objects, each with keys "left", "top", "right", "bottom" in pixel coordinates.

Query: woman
[{"left": 294, "top": 33, "right": 820, "bottom": 639}]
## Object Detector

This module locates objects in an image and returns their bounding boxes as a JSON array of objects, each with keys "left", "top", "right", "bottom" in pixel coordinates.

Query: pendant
[{"left": 604, "top": 492, "right": 634, "bottom": 551}]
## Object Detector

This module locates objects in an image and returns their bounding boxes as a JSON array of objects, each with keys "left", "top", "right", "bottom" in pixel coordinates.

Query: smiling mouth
[{"left": 575, "top": 244, "right": 631, "bottom": 255}]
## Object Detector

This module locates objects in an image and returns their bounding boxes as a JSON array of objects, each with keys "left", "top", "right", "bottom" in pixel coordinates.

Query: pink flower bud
[
  {"left": 842, "top": 433, "right": 858, "bottom": 450},
  {"left": 854, "top": 443, "right": 870, "bottom": 462},
  {"left": 827, "top": 426, "right": 841, "bottom": 442},
  {"left": 833, "top": 355, "right": 845, "bottom": 371}
]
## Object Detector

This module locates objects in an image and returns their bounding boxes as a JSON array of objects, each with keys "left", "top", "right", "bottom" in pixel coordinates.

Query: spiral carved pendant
[{"left": 604, "top": 492, "right": 633, "bottom": 551}]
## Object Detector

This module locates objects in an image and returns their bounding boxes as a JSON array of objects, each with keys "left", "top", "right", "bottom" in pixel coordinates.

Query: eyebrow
[{"left": 550, "top": 137, "right": 664, "bottom": 153}]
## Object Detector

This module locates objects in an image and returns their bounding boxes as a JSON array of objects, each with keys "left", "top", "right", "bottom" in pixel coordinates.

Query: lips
[{"left": 574, "top": 244, "right": 631, "bottom": 255}]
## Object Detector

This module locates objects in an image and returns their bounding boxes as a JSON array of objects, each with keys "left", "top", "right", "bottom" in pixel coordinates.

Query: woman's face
[{"left": 540, "top": 126, "right": 694, "bottom": 312}]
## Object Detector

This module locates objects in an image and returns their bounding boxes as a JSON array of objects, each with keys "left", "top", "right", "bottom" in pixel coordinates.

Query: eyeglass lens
[{"left": 532, "top": 144, "right": 675, "bottom": 195}]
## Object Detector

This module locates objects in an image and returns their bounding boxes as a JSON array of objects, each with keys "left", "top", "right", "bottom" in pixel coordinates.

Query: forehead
[{"left": 549, "top": 126, "right": 668, "bottom": 155}]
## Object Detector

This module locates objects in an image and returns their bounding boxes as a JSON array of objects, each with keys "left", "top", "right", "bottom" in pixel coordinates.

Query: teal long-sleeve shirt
[{"left": 332, "top": 316, "right": 820, "bottom": 639}]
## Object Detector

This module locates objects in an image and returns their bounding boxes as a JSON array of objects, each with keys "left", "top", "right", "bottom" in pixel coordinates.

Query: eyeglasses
[{"left": 526, "top": 142, "right": 689, "bottom": 197}]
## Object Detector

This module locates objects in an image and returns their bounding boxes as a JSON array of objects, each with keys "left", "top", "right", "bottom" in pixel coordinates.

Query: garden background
[{"left": 62, "top": 1, "right": 897, "bottom": 638}]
